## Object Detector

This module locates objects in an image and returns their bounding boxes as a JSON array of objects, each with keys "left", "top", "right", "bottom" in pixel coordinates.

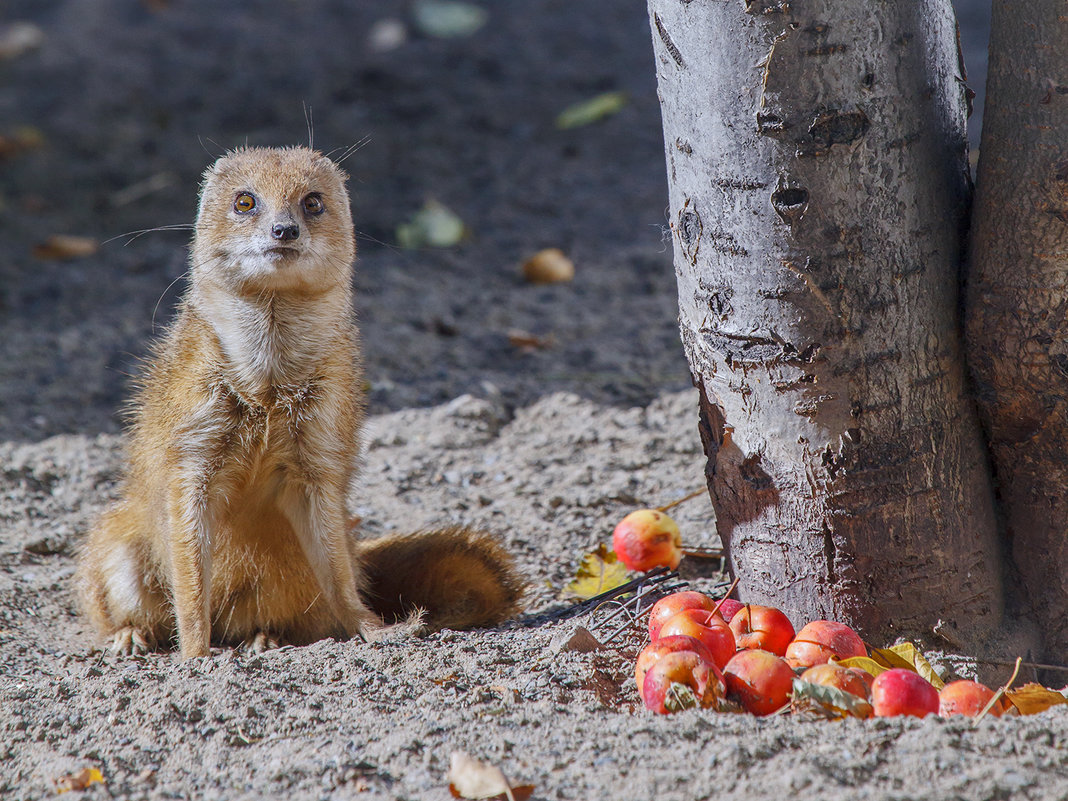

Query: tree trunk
[
  {"left": 647, "top": 0, "right": 1015, "bottom": 652},
  {"left": 966, "top": 0, "right": 1068, "bottom": 661}
]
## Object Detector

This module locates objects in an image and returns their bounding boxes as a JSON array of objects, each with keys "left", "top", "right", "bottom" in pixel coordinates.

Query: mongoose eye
[
  {"left": 302, "top": 193, "right": 325, "bottom": 216},
  {"left": 233, "top": 193, "right": 257, "bottom": 214}
]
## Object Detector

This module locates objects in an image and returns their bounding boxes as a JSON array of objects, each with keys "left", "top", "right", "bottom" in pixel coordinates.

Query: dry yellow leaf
[
  {"left": 867, "top": 643, "right": 945, "bottom": 689},
  {"left": 54, "top": 767, "right": 104, "bottom": 793},
  {"left": 837, "top": 655, "right": 890, "bottom": 679},
  {"left": 564, "top": 543, "right": 628, "bottom": 599},
  {"left": 888, "top": 642, "right": 945, "bottom": 689},
  {"left": 1005, "top": 682, "right": 1068, "bottom": 716}
]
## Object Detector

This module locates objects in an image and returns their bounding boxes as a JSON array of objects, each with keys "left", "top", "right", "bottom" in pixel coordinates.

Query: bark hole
[
  {"left": 781, "top": 341, "right": 821, "bottom": 364},
  {"left": 677, "top": 202, "right": 702, "bottom": 264},
  {"left": 771, "top": 185, "right": 809, "bottom": 225},
  {"left": 821, "top": 445, "right": 846, "bottom": 478},
  {"left": 756, "top": 111, "right": 788, "bottom": 138},
  {"left": 808, "top": 109, "right": 870, "bottom": 148},
  {"left": 1039, "top": 82, "right": 1068, "bottom": 105},
  {"left": 822, "top": 522, "right": 837, "bottom": 585}
]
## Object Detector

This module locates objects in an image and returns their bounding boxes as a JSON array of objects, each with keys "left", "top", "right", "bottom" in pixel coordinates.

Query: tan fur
[
  {"left": 355, "top": 527, "right": 524, "bottom": 630},
  {"left": 77, "top": 147, "right": 522, "bottom": 658}
]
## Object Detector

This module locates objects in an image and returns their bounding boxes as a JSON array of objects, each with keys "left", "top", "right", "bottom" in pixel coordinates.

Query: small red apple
[
  {"left": 658, "top": 609, "right": 736, "bottom": 669},
  {"left": 938, "top": 680, "right": 1007, "bottom": 717},
  {"left": 785, "top": 620, "right": 866, "bottom": 668},
  {"left": 871, "top": 668, "right": 939, "bottom": 717},
  {"left": 800, "top": 662, "right": 871, "bottom": 701},
  {"left": 723, "top": 649, "right": 795, "bottom": 716},
  {"left": 612, "top": 509, "right": 682, "bottom": 572},
  {"left": 642, "top": 650, "right": 724, "bottom": 714},
  {"left": 647, "top": 591, "right": 717, "bottom": 640},
  {"left": 634, "top": 635, "right": 717, "bottom": 692},
  {"left": 713, "top": 598, "right": 745, "bottom": 623},
  {"left": 729, "top": 604, "right": 795, "bottom": 656}
]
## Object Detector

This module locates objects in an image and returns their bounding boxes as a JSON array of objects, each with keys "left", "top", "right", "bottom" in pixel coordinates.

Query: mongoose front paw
[
  {"left": 109, "top": 626, "right": 154, "bottom": 655},
  {"left": 240, "top": 632, "right": 282, "bottom": 653}
]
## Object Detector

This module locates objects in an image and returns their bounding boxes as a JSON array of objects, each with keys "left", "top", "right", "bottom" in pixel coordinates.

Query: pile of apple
[
  {"left": 636, "top": 588, "right": 1007, "bottom": 718},
  {"left": 613, "top": 509, "right": 1007, "bottom": 718}
]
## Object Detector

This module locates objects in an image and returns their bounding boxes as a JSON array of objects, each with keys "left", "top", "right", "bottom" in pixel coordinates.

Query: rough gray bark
[
  {"left": 966, "top": 0, "right": 1068, "bottom": 661},
  {"left": 648, "top": 0, "right": 1013, "bottom": 651}
]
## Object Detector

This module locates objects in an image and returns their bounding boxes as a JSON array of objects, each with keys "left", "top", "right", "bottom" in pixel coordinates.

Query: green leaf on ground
[
  {"left": 555, "top": 92, "right": 628, "bottom": 130},
  {"left": 396, "top": 199, "right": 467, "bottom": 249}
]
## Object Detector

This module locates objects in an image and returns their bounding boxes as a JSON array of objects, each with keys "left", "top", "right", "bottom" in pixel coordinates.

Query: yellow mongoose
[{"left": 78, "top": 147, "right": 522, "bottom": 658}]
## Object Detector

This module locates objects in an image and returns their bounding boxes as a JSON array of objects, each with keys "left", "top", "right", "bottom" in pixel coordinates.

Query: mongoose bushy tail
[{"left": 355, "top": 526, "right": 524, "bottom": 631}]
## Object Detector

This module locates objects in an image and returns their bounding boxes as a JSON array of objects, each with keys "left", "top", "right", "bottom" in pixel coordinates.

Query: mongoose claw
[
  {"left": 109, "top": 626, "right": 153, "bottom": 655},
  {"left": 241, "top": 631, "right": 282, "bottom": 653}
]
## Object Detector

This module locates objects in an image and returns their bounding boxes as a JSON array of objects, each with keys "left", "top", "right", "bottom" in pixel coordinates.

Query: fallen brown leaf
[
  {"left": 446, "top": 751, "right": 534, "bottom": 801},
  {"left": 33, "top": 235, "right": 99, "bottom": 261},
  {"left": 0, "top": 126, "right": 44, "bottom": 159},
  {"left": 507, "top": 329, "right": 554, "bottom": 351},
  {"left": 1005, "top": 682, "right": 1068, "bottom": 716},
  {"left": 521, "top": 248, "right": 574, "bottom": 284},
  {"left": 0, "top": 22, "right": 44, "bottom": 61},
  {"left": 431, "top": 672, "right": 463, "bottom": 686},
  {"left": 54, "top": 767, "right": 104, "bottom": 793}
]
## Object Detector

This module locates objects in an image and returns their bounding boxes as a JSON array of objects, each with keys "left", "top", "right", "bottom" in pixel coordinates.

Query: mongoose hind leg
[{"left": 78, "top": 504, "right": 173, "bottom": 654}]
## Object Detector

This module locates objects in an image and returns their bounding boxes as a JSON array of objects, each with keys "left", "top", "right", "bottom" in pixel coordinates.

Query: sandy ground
[
  {"left": 4, "top": 391, "right": 1068, "bottom": 800},
  {"left": 3, "top": 1, "right": 1067, "bottom": 800}
]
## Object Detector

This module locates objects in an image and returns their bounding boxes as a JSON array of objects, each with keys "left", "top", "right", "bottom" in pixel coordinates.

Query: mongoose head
[{"left": 192, "top": 147, "right": 356, "bottom": 296}]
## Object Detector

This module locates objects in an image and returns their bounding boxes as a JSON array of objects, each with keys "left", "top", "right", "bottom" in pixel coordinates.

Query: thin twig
[
  {"left": 975, "top": 656, "right": 1021, "bottom": 724},
  {"left": 709, "top": 577, "right": 741, "bottom": 619},
  {"left": 680, "top": 545, "right": 725, "bottom": 559},
  {"left": 594, "top": 584, "right": 660, "bottom": 630},
  {"left": 657, "top": 487, "right": 707, "bottom": 513}
]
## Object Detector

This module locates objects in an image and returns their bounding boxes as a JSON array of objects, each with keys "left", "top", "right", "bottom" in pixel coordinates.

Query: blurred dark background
[{"left": 0, "top": 1, "right": 992, "bottom": 442}]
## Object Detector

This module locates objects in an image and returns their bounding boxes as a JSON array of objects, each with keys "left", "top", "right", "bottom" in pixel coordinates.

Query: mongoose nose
[{"left": 271, "top": 223, "right": 300, "bottom": 242}]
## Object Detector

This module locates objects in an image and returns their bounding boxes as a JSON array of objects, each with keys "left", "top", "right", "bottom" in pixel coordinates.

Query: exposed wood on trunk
[
  {"left": 966, "top": 0, "right": 1068, "bottom": 661},
  {"left": 648, "top": 0, "right": 1014, "bottom": 652}
]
